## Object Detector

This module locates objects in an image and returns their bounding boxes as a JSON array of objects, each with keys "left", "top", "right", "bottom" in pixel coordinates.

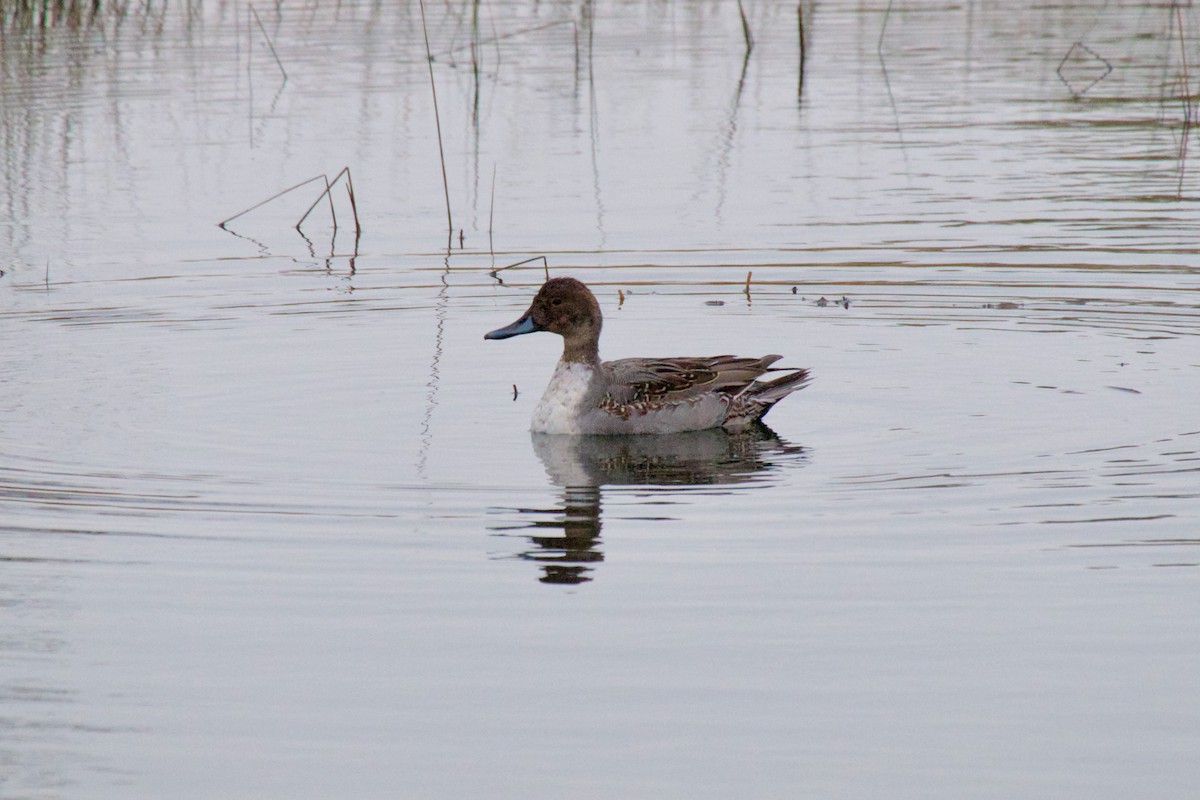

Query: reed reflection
[{"left": 501, "top": 425, "right": 806, "bottom": 585}]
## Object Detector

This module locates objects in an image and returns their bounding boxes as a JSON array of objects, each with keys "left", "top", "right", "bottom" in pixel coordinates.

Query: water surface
[{"left": 2, "top": 2, "right": 1199, "bottom": 798}]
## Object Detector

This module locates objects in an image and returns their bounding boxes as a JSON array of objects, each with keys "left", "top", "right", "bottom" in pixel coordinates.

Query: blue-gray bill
[{"left": 485, "top": 313, "right": 542, "bottom": 340}]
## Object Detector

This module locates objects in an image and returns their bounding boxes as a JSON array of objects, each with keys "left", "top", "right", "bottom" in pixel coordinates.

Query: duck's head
[{"left": 485, "top": 277, "right": 602, "bottom": 363}]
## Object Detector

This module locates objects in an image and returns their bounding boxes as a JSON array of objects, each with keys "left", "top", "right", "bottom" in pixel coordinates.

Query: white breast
[{"left": 530, "top": 361, "right": 597, "bottom": 434}]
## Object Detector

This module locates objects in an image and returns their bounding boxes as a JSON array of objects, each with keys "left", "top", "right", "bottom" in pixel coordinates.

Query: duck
[{"left": 485, "top": 277, "right": 811, "bottom": 435}]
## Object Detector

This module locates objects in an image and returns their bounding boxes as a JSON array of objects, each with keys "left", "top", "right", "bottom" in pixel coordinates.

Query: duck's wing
[{"left": 601, "top": 355, "right": 783, "bottom": 407}]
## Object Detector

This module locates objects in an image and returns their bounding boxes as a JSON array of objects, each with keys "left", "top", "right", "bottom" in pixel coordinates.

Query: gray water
[{"left": 2, "top": 1, "right": 1199, "bottom": 797}]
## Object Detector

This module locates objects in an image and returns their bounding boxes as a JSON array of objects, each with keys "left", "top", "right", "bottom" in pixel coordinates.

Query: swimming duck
[{"left": 485, "top": 277, "right": 811, "bottom": 435}]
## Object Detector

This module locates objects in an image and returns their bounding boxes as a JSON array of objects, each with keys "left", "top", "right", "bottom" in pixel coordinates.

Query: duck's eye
[{"left": 551, "top": 298, "right": 563, "bottom": 306}]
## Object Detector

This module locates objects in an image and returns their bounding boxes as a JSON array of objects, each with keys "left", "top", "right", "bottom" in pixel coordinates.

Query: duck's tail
[
  {"left": 724, "top": 367, "right": 812, "bottom": 430},
  {"left": 754, "top": 368, "right": 811, "bottom": 405}
]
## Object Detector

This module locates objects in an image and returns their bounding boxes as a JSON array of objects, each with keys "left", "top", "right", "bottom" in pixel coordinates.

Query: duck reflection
[
  {"left": 499, "top": 424, "right": 806, "bottom": 585},
  {"left": 511, "top": 484, "right": 604, "bottom": 586}
]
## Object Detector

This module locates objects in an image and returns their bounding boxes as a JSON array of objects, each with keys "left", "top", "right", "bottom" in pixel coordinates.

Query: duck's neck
[{"left": 561, "top": 335, "right": 600, "bottom": 366}]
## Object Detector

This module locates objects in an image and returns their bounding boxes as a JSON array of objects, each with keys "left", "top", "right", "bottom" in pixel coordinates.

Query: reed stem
[
  {"left": 418, "top": 0, "right": 454, "bottom": 244},
  {"left": 797, "top": 3, "right": 807, "bottom": 101},
  {"left": 249, "top": 4, "right": 287, "bottom": 81},
  {"left": 737, "top": 0, "right": 754, "bottom": 54}
]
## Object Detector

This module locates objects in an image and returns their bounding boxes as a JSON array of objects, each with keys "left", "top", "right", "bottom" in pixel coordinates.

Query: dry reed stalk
[
  {"left": 1176, "top": 2, "right": 1192, "bottom": 197},
  {"left": 436, "top": 19, "right": 575, "bottom": 61},
  {"left": 488, "top": 164, "right": 497, "bottom": 239},
  {"left": 217, "top": 168, "right": 360, "bottom": 235},
  {"left": 491, "top": 256, "right": 550, "bottom": 282},
  {"left": 218, "top": 174, "right": 327, "bottom": 227},
  {"left": 297, "top": 167, "right": 360, "bottom": 235},
  {"left": 736, "top": 0, "right": 754, "bottom": 54},
  {"left": 418, "top": 0, "right": 454, "bottom": 244},
  {"left": 343, "top": 169, "right": 360, "bottom": 235},
  {"left": 470, "top": 0, "right": 482, "bottom": 122},
  {"left": 797, "top": 3, "right": 807, "bottom": 100},
  {"left": 249, "top": 4, "right": 287, "bottom": 81},
  {"left": 879, "top": 0, "right": 893, "bottom": 53}
]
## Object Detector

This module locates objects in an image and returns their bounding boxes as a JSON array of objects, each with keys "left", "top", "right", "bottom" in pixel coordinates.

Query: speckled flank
[{"left": 531, "top": 362, "right": 740, "bottom": 435}]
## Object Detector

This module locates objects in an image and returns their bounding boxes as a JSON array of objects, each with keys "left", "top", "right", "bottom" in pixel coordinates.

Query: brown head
[{"left": 484, "top": 277, "right": 603, "bottom": 364}]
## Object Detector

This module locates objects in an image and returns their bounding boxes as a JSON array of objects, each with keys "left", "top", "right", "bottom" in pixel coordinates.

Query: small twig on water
[
  {"left": 744, "top": 270, "right": 753, "bottom": 297},
  {"left": 419, "top": 0, "right": 455, "bottom": 245},
  {"left": 249, "top": 4, "right": 288, "bottom": 82}
]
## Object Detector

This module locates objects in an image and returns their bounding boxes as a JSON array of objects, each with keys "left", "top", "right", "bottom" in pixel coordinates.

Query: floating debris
[
  {"left": 512, "top": 384, "right": 519, "bottom": 401},
  {"left": 705, "top": 300, "right": 726, "bottom": 306},
  {"left": 816, "top": 296, "right": 828, "bottom": 307}
]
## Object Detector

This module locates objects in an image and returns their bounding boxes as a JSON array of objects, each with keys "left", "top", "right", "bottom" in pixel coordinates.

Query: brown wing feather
[{"left": 601, "top": 355, "right": 782, "bottom": 406}]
